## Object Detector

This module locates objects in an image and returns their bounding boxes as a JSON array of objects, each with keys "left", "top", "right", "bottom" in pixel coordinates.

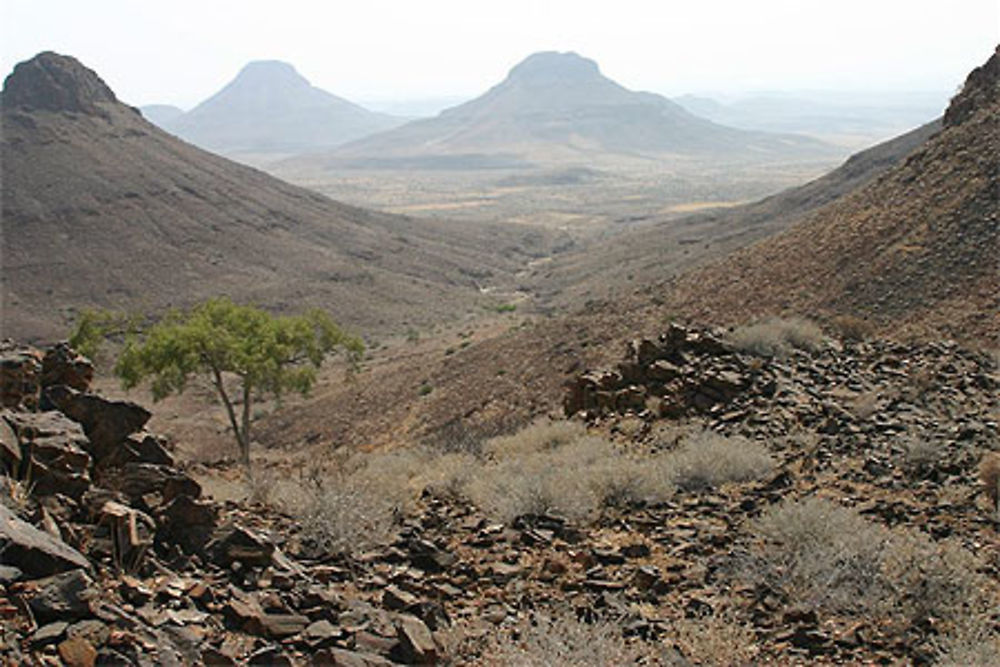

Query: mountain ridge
[
  {"left": 295, "top": 51, "right": 834, "bottom": 169},
  {"left": 1, "top": 52, "right": 551, "bottom": 342}
]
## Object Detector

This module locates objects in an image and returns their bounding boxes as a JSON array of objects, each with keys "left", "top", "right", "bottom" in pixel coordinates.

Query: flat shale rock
[{"left": 0, "top": 503, "right": 91, "bottom": 576}]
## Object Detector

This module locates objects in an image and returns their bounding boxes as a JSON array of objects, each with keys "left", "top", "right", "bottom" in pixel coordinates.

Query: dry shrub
[
  {"left": 481, "top": 611, "right": 666, "bottom": 666},
  {"left": 428, "top": 414, "right": 529, "bottom": 455},
  {"left": 669, "top": 431, "right": 775, "bottom": 492},
  {"left": 483, "top": 420, "right": 587, "bottom": 460},
  {"left": 978, "top": 452, "right": 1000, "bottom": 510},
  {"left": 934, "top": 618, "right": 1000, "bottom": 667},
  {"left": 245, "top": 468, "right": 277, "bottom": 505},
  {"left": 831, "top": 314, "right": 875, "bottom": 343},
  {"left": 899, "top": 436, "right": 940, "bottom": 474},
  {"left": 730, "top": 317, "right": 825, "bottom": 357},
  {"left": 668, "top": 612, "right": 759, "bottom": 666},
  {"left": 745, "top": 497, "right": 991, "bottom": 626},
  {"left": 749, "top": 497, "right": 890, "bottom": 613},
  {"left": 466, "top": 426, "right": 774, "bottom": 522},
  {"left": 294, "top": 473, "right": 399, "bottom": 556},
  {"left": 287, "top": 448, "right": 435, "bottom": 556},
  {"left": 465, "top": 439, "right": 602, "bottom": 522},
  {"left": 420, "top": 452, "right": 478, "bottom": 501},
  {"left": 881, "top": 530, "right": 990, "bottom": 624},
  {"left": 850, "top": 391, "right": 880, "bottom": 420},
  {"left": 467, "top": 426, "right": 672, "bottom": 523}
]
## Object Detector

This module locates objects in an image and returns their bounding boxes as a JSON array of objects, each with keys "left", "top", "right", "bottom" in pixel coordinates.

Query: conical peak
[
  {"left": 233, "top": 60, "right": 309, "bottom": 86},
  {"left": 2, "top": 51, "right": 118, "bottom": 114},
  {"left": 506, "top": 51, "right": 603, "bottom": 85}
]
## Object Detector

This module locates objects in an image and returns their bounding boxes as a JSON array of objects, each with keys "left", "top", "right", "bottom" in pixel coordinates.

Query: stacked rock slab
[{"left": 564, "top": 323, "right": 755, "bottom": 419}]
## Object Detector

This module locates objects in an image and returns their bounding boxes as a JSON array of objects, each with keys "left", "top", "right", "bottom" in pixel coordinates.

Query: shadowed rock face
[
  {"left": 1, "top": 51, "right": 119, "bottom": 115},
  {"left": 943, "top": 44, "right": 999, "bottom": 127}
]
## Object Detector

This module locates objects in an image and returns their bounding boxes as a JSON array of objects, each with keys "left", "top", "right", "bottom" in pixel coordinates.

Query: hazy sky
[{"left": 3, "top": 0, "right": 997, "bottom": 108}]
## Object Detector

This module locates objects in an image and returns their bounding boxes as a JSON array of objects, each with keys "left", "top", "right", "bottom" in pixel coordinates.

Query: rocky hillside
[
  {"left": 3, "top": 328, "right": 997, "bottom": 664},
  {"left": 289, "top": 51, "right": 833, "bottom": 170},
  {"left": 158, "top": 61, "right": 404, "bottom": 156},
  {"left": 658, "top": 46, "right": 999, "bottom": 344},
  {"left": 531, "top": 117, "right": 941, "bottom": 305},
  {"left": 0, "top": 52, "right": 553, "bottom": 342}
]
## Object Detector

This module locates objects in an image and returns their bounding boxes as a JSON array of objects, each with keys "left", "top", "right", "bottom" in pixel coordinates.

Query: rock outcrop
[{"left": 2, "top": 334, "right": 997, "bottom": 664}]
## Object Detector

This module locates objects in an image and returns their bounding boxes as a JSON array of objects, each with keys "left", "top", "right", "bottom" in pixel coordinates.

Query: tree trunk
[
  {"left": 211, "top": 366, "right": 250, "bottom": 468},
  {"left": 241, "top": 381, "right": 252, "bottom": 469}
]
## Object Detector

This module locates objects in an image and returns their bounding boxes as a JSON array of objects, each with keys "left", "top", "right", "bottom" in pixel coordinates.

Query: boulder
[
  {"left": 105, "top": 462, "right": 200, "bottom": 504},
  {"left": 98, "top": 501, "right": 154, "bottom": 571},
  {"left": 0, "top": 503, "right": 92, "bottom": 576},
  {"left": 99, "top": 431, "right": 174, "bottom": 468},
  {"left": 394, "top": 614, "right": 437, "bottom": 664},
  {"left": 19, "top": 569, "right": 97, "bottom": 622},
  {"left": 0, "top": 411, "right": 21, "bottom": 475},
  {"left": 157, "top": 495, "right": 218, "bottom": 552},
  {"left": 208, "top": 524, "right": 275, "bottom": 567},
  {"left": 58, "top": 636, "right": 98, "bottom": 667},
  {"left": 41, "top": 343, "right": 94, "bottom": 392},
  {"left": 4, "top": 411, "right": 92, "bottom": 497},
  {"left": 0, "top": 344, "right": 42, "bottom": 408},
  {"left": 43, "top": 385, "right": 150, "bottom": 464}
]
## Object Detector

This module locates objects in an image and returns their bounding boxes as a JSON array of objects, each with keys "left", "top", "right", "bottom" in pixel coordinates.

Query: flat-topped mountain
[
  {"left": 157, "top": 60, "right": 404, "bottom": 155},
  {"left": 297, "top": 51, "right": 832, "bottom": 169},
  {"left": 1, "top": 52, "right": 550, "bottom": 341}
]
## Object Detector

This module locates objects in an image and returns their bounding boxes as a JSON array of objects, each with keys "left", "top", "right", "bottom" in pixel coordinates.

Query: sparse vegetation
[
  {"left": 495, "top": 303, "right": 517, "bottom": 313},
  {"left": 668, "top": 612, "right": 759, "bottom": 666},
  {"left": 743, "top": 497, "right": 992, "bottom": 628},
  {"left": 830, "top": 314, "right": 875, "bottom": 343},
  {"left": 461, "top": 420, "right": 671, "bottom": 522},
  {"left": 978, "top": 452, "right": 1000, "bottom": 517},
  {"left": 114, "top": 298, "right": 363, "bottom": 468},
  {"left": 668, "top": 431, "right": 775, "bottom": 492},
  {"left": 746, "top": 497, "right": 895, "bottom": 613},
  {"left": 297, "top": 476, "right": 399, "bottom": 557},
  {"left": 729, "top": 316, "right": 825, "bottom": 357},
  {"left": 899, "top": 435, "right": 940, "bottom": 474},
  {"left": 479, "top": 610, "right": 663, "bottom": 666}
]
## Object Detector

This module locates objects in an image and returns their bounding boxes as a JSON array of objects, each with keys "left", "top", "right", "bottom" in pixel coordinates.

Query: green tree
[{"left": 114, "top": 298, "right": 363, "bottom": 467}]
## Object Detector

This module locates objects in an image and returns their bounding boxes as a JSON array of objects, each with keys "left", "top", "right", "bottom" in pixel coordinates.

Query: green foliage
[
  {"left": 495, "top": 303, "right": 517, "bottom": 313},
  {"left": 68, "top": 308, "right": 141, "bottom": 360},
  {"left": 114, "top": 298, "right": 363, "bottom": 465}
]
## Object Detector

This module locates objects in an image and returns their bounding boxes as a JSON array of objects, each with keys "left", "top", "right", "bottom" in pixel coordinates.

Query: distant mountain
[
  {"left": 674, "top": 91, "right": 945, "bottom": 146},
  {"left": 299, "top": 51, "right": 832, "bottom": 169},
  {"left": 160, "top": 60, "right": 405, "bottom": 155},
  {"left": 662, "top": 46, "right": 999, "bottom": 343},
  {"left": 0, "top": 52, "right": 550, "bottom": 341},
  {"left": 140, "top": 103, "right": 184, "bottom": 125}
]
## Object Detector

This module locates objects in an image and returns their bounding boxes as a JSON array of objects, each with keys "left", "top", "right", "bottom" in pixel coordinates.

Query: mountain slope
[
  {"left": 160, "top": 60, "right": 404, "bottom": 155},
  {"left": 0, "top": 52, "right": 550, "bottom": 342},
  {"left": 531, "top": 117, "right": 941, "bottom": 304},
  {"left": 296, "top": 51, "right": 832, "bottom": 168},
  {"left": 248, "top": 50, "right": 999, "bottom": 456},
  {"left": 662, "top": 46, "right": 999, "bottom": 343}
]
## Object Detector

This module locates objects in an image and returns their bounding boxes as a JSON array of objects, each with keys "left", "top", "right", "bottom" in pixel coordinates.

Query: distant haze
[{"left": 2, "top": 0, "right": 996, "bottom": 108}]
